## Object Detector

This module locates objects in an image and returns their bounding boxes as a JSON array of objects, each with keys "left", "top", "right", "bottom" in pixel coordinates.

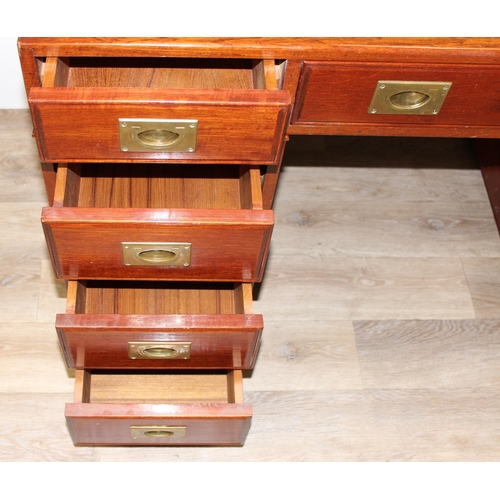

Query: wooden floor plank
[
  {"left": 257, "top": 256, "right": 476, "bottom": 320},
  {"left": 0, "top": 110, "right": 47, "bottom": 203},
  {"left": 244, "top": 320, "right": 363, "bottom": 391},
  {"left": 0, "top": 393, "right": 94, "bottom": 462},
  {"left": 271, "top": 166, "right": 500, "bottom": 259},
  {"left": 354, "top": 319, "right": 500, "bottom": 389},
  {"left": 0, "top": 322, "right": 74, "bottom": 393}
]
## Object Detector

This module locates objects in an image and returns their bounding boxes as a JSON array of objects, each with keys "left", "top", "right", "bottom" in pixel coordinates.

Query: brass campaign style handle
[
  {"left": 368, "top": 81, "right": 452, "bottom": 115},
  {"left": 119, "top": 118, "right": 198, "bottom": 152},
  {"left": 122, "top": 243, "right": 191, "bottom": 267},
  {"left": 128, "top": 341, "right": 191, "bottom": 360},
  {"left": 130, "top": 426, "right": 187, "bottom": 439}
]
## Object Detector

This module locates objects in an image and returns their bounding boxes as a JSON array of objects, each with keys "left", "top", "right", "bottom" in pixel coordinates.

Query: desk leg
[{"left": 477, "top": 139, "right": 500, "bottom": 236}]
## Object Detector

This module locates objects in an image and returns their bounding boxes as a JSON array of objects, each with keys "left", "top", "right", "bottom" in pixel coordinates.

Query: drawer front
[
  {"left": 42, "top": 208, "right": 273, "bottom": 281},
  {"left": 65, "top": 403, "right": 252, "bottom": 446},
  {"left": 66, "top": 370, "right": 251, "bottom": 446},
  {"left": 56, "top": 314, "right": 263, "bottom": 369},
  {"left": 29, "top": 88, "right": 289, "bottom": 164},
  {"left": 292, "top": 62, "right": 500, "bottom": 130}
]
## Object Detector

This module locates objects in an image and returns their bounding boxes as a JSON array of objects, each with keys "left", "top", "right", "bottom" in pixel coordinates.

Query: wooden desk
[{"left": 18, "top": 37, "right": 500, "bottom": 446}]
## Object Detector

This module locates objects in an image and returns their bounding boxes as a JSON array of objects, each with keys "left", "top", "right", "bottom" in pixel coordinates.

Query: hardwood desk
[{"left": 18, "top": 37, "right": 500, "bottom": 446}]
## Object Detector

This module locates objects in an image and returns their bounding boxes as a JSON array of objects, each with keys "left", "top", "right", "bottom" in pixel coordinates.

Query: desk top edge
[{"left": 17, "top": 37, "right": 500, "bottom": 62}]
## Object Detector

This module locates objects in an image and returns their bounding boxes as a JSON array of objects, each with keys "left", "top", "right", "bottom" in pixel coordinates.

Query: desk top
[
  {"left": 17, "top": 37, "right": 500, "bottom": 62},
  {"left": 18, "top": 37, "right": 500, "bottom": 141}
]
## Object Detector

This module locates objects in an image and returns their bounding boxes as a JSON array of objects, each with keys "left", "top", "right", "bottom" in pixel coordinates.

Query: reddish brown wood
[
  {"left": 286, "top": 123, "right": 500, "bottom": 138},
  {"left": 18, "top": 37, "right": 500, "bottom": 448},
  {"left": 291, "top": 62, "right": 500, "bottom": 136},
  {"left": 66, "top": 368, "right": 252, "bottom": 446},
  {"left": 56, "top": 313, "right": 263, "bottom": 369},
  {"left": 66, "top": 402, "right": 252, "bottom": 446},
  {"left": 17, "top": 45, "right": 40, "bottom": 95},
  {"left": 40, "top": 163, "right": 57, "bottom": 205},
  {"left": 43, "top": 162, "right": 273, "bottom": 282},
  {"left": 42, "top": 207, "right": 273, "bottom": 281},
  {"left": 262, "top": 140, "right": 287, "bottom": 209},
  {"left": 74, "top": 280, "right": 248, "bottom": 315},
  {"left": 18, "top": 37, "right": 500, "bottom": 63},
  {"left": 29, "top": 88, "right": 290, "bottom": 164}
]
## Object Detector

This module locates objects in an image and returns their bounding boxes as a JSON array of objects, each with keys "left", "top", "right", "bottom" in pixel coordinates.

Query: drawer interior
[
  {"left": 69, "top": 280, "right": 251, "bottom": 315},
  {"left": 75, "top": 369, "right": 244, "bottom": 404},
  {"left": 42, "top": 164, "right": 272, "bottom": 281},
  {"left": 38, "top": 57, "right": 282, "bottom": 90},
  {"left": 53, "top": 164, "right": 263, "bottom": 210}
]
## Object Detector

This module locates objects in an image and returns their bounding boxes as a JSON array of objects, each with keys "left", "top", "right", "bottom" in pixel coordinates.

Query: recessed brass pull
[
  {"left": 130, "top": 426, "right": 187, "bottom": 439},
  {"left": 389, "top": 91, "right": 430, "bottom": 109},
  {"left": 142, "top": 347, "right": 179, "bottom": 357},
  {"left": 119, "top": 118, "right": 197, "bottom": 153},
  {"left": 122, "top": 242, "right": 191, "bottom": 267},
  {"left": 128, "top": 341, "right": 191, "bottom": 360},
  {"left": 144, "top": 430, "right": 174, "bottom": 437},
  {"left": 136, "top": 129, "right": 180, "bottom": 148},
  {"left": 137, "top": 249, "right": 178, "bottom": 264},
  {"left": 368, "top": 81, "right": 452, "bottom": 115}
]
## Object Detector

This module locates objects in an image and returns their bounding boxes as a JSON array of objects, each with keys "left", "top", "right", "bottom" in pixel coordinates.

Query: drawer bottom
[{"left": 66, "top": 369, "right": 251, "bottom": 446}]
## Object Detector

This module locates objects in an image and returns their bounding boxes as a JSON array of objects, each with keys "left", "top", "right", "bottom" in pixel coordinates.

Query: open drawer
[
  {"left": 57, "top": 281, "right": 262, "bottom": 370},
  {"left": 42, "top": 163, "right": 273, "bottom": 281},
  {"left": 28, "top": 56, "right": 290, "bottom": 164},
  {"left": 66, "top": 369, "right": 251, "bottom": 446}
]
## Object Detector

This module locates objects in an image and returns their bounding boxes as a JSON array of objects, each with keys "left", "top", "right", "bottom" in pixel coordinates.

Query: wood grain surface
[{"left": 3, "top": 111, "right": 500, "bottom": 460}]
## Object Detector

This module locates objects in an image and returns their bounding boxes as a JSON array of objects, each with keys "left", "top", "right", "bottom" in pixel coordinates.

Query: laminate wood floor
[{"left": 2, "top": 110, "right": 500, "bottom": 461}]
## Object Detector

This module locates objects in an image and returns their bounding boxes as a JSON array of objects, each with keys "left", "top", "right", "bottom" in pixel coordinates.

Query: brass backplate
[
  {"left": 368, "top": 81, "right": 452, "bottom": 115},
  {"left": 128, "top": 341, "right": 192, "bottom": 360},
  {"left": 122, "top": 242, "right": 191, "bottom": 267},
  {"left": 119, "top": 118, "right": 198, "bottom": 153},
  {"left": 130, "top": 426, "right": 187, "bottom": 439}
]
